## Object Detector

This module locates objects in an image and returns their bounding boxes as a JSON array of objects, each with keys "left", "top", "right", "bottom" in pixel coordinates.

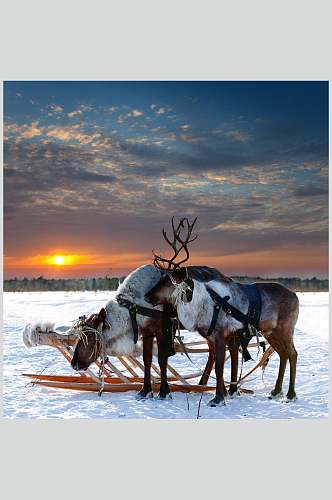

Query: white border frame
[{"left": 1, "top": 1, "right": 331, "bottom": 499}]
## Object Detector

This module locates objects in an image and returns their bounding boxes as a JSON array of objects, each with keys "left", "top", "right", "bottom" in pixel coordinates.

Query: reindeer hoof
[
  {"left": 207, "top": 396, "right": 226, "bottom": 407},
  {"left": 157, "top": 393, "right": 172, "bottom": 400},
  {"left": 229, "top": 390, "right": 241, "bottom": 398},
  {"left": 136, "top": 390, "right": 153, "bottom": 400},
  {"left": 284, "top": 393, "right": 297, "bottom": 403},
  {"left": 268, "top": 390, "right": 283, "bottom": 400}
]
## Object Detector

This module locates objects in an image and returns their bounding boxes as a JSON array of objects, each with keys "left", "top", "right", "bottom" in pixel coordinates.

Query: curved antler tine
[
  {"left": 174, "top": 246, "right": 190, "bottom": 267},
  {"left": 152, "top": 216, "right": 198, "bottom": 270},
  {"left": 152, "top": 250, "right": 171, "bottom": 270},
  {"left": 162, "top": 228, "right": 173, "bottom": 247},
  {"left": 172, "top": 216, "right": 198, "bottom": 266},
  {"left": 171, "top": 216, "right": 176, "bottom": 234}
]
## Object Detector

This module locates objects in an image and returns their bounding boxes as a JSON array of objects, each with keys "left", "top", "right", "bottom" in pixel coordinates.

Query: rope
[
  {"left": 98, "top": 356, "right": 105, "bottom": 397},
  {"left": 185, "top": 392, "right": 190, "bottom": 412},
  {"left": 196, "top": 392, "right": 204, "bottom": 419},
  {"left": 25, "top": 359, "right": 56, "bottom": 390}
]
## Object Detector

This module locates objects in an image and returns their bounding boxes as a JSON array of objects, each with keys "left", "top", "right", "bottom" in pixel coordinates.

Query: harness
[
  {"left": 205, "top": 283, "right": 262, "bottom": 362},
  {"left": 116, "top": 294, "right": 177, "bottom": 356}
]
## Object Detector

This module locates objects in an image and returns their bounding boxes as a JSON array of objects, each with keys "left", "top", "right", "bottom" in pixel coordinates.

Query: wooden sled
[{"left": 23, "top": 328, "right": 274, "bottom": 395}]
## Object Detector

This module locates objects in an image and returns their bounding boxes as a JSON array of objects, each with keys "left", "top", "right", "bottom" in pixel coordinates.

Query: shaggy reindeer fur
[
  {"left": 23, "top": 321, "right": 55, "bottom": 348},
  {"left": 101, "top": 264, "right": 164, "bottom": 356}
]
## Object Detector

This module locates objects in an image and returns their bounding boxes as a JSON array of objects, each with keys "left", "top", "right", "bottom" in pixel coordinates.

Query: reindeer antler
[
  {"left": 172, "top": 217, "right": 198, "bottom": 267},
  {"left": 153, "top": 216, "right": 198, "bottom": 270}
]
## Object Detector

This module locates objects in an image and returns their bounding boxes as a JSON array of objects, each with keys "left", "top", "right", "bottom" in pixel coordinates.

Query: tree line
[{"left": 3, "top": 275, "right": 328, "bottom": 292}]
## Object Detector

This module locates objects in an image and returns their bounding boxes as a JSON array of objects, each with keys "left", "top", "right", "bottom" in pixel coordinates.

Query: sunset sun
[
  {"left": 53, "top": 255, "right": 65, "bottom": 265},
  {"left": 44, "top": 254, "right": 89, "bottom": 267}
]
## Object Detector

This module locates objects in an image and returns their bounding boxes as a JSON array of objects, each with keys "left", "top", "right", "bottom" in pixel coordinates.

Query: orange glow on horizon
[
  {"left": 3, "top": 244, "right": 328, "bottom": 280},
  {"left": 4, "top": 251, "right": 149, "bottom": 270}
]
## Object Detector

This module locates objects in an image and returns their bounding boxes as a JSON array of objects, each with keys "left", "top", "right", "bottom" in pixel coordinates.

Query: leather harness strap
[
  {"left": 242, "top": 284, "right": 262, "bottom": 329},
  {"left": 205, "top": 283, "right": 262, "bottom": 362},
  {"left": 116, "top": 295, "right": 177, "bottom": 349}
]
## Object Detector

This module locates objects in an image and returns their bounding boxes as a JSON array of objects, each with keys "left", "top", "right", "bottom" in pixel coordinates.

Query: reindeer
[
  {"left": 146, "top": 218, "right": 299, "bottom": 407},
  {"left": 70, "top": 257, "right": 224, "bottom": 399}
]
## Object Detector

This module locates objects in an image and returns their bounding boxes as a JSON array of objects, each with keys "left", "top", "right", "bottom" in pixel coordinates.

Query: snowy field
[{"left": 2, "top": 291, "right": 329, "bottom": 419}]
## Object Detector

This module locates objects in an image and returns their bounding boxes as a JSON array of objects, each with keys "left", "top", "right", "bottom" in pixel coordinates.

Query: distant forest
[{"left": 3, "top": 275, "right": 328, "bottom": 292}]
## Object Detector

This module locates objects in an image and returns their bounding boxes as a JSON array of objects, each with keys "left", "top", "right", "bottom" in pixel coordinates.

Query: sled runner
[{"left": 22, "top": 325, "right": 274, "bottom": 395}]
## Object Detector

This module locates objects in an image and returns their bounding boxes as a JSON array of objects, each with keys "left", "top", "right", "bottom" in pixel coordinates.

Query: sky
[{"left": 3, "top": 81, "right": 329, "bottom": 279}]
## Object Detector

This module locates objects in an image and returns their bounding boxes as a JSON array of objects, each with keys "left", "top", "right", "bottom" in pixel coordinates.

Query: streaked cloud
[
  {"left": 127, "top": 109, "right": 144, "bottom": 118},
  {"left": 49, "top": 103, "right": 63, "bottom": 113}
]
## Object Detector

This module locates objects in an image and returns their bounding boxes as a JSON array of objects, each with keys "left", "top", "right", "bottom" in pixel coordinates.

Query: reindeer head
[
  {"left": 71, "top": 308, "right": 107, "bottom": 371},
  {"left": 146, "top": 217, "right": 197, "bottom": 306}
]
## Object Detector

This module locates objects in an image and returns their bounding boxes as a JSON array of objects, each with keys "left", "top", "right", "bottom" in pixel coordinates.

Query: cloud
[
  {"left": 212, "top": 128, "right": 251, "bottom": 142},
  {"left": 127, "top": 109, "right": 144, "bottom": 118},
  {"left": 151, "top": 105, "right": 172, "bottom": 115},
  {"left": 4, "top": 139, "right": 117, "bottom": 207},
  {"left": 46, "top": 127, "right": 73, "bottom": 141},
  {"left": 67, "top": 104, "right": 92, "bottom": 118},
  {"left": 68, "top": 110, "right": 81, "bottom": 118},
  {"left": 45, "top": 125, "right": 101, "bottom": 145},
  {"left": 3, "top": 132, "right": 328, "bottom": 278},
  {"left": 49, "top": 104, "right": 63, "bottom": 113},
  {"left": 4, "top": 121, "right": 42, "bottom": 140},
  {"left": 293, "top": 185, "right": 329, "bottom": 197}
]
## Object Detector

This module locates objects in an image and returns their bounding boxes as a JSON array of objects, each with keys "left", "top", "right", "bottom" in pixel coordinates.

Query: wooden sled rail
[
  {"left": 23, "top": 326, "right": 274, "bottom": 395},
  {"left": 24, "top": 378, "right": 254, "bottom": 395}
]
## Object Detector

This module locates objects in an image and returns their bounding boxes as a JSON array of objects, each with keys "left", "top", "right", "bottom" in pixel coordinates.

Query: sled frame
[{"left": 23, "top": 330, "right": 274, "bottom": 395}]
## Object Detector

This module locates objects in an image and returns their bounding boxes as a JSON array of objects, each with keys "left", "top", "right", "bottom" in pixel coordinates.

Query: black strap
[
  {"left": 117, "top": 295, "right": 166, "bottom": 319},
  {"left": 206, "top": 295, "right": 223, "bottom": 337},
  {"left": 206, "top": 286, "right": 250, "bottom": 326},
  {"left": 128, "top": 307, "right": 139, "bottom": 344},
  {"left": 116, "top": 295, "right": 177, "bottom": 345},
  {"left": 242, "top": 284, "right": 262, "bottom": 329},
  {"left": 162, "top": 303, "right": 176, "bottom": 357},
  {"left": 234, "top": 329, "right": 253, "bottom": 362},
  {"left": 205, "top": 284, "right": 262, "bottom": 362}
]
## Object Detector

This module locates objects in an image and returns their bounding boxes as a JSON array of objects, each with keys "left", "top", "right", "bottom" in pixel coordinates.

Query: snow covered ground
[{"left": 2, "top": 291, "right": 329, "bottom": 419}]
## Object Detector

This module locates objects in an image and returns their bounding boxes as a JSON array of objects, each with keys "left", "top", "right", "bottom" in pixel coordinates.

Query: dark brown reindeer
[
  {"left": 70, "top": 266, "right": 175, "bottom": 400},
  {"left": 146, "top": 218, "right": 299, "bottom": 407}
]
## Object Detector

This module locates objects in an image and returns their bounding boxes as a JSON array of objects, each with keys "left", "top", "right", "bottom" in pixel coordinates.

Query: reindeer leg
[
  {"left": 136, "top": 333, "right": 154, "bottom": 399},
  {"left": 268, "top": 332, "right": 287, "bottom": 399},
  {"left": 199, "top": 340, "right": 215, "bottom": 385},
  {"left": 228, "top": 340, "right": 239, "bottom": 397},
  {"left": 208, "top": 333, "right": 227, "bottom": 407},
  {"left": 285, "top": 339, "right": 297, "bottom": 402},
  {"left": 156, "top": 333, "right": 171, "bottom": 399}
]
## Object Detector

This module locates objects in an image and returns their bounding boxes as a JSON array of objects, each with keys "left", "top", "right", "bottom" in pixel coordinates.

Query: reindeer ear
[{"left": 98, "top": 308, "right": 107, "bottom": 322}]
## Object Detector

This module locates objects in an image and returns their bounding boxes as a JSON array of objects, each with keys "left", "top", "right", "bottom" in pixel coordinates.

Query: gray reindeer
[{"left": 146, "top": 218, "right": 299, "bottom": 407}]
